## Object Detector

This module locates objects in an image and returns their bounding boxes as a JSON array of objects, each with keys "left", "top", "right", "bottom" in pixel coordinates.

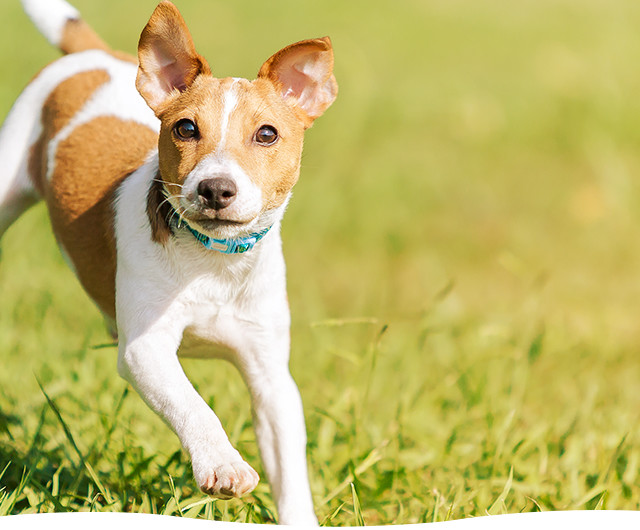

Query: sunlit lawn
[{"left": 1, "top": 0, "right": 640, "bottom": 524}]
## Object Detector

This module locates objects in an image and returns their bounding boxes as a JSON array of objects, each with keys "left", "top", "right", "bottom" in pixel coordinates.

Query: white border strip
[{"left": 3, "top": 511, "right": 640, "bottom": 528}]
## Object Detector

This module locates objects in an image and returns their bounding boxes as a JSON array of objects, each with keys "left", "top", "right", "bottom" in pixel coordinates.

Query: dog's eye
[
  {"left": 254, "top": 125, "right": 278, "bottom": 146},
  {"left": 174, "top": 119, "right": 199, "bottom": 140}
]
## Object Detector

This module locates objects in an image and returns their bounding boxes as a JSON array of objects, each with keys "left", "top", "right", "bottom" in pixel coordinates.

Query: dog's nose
[{"left": 197, "top": 177, "right": 237, "bottom": 210}]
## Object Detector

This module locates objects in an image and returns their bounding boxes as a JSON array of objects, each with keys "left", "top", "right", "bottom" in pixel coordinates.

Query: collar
[{"left": 166, "top": 202, "right": 271, "bottom": 255}]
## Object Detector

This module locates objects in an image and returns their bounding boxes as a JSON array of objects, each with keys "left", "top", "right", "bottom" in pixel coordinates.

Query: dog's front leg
[
  {"left": 238, "top": 337, "right": 318, "bottom": 525},
  {"left": 117, "top": 325, "right": 259, "bottom": 499},
  {"left": 254, "top": 371, "right": 317, "bottom": 526}
]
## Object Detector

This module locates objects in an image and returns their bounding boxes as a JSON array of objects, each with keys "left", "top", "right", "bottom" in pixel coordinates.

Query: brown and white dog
[{"left": 0, "top": 0, "right": 337, "bottom": 524}]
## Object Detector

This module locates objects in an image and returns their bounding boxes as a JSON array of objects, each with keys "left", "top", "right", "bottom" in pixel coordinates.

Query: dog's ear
[
  {"left": 258, "top": 37, "right": 338, "bottom": 128},
  {"left": 136, "top": 1, "right": 211, "bottom": 114}
]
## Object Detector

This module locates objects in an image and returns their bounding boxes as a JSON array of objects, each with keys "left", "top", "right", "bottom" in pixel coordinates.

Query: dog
[{"left": 0, "top": 0, "right": 337, "bottom": 524}]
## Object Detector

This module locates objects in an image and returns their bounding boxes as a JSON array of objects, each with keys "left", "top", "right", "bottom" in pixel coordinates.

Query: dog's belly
[
  {"left": 178, "top": 304, "right": 253, "bottom": 361},
  {"left": 179, "top": 328, "right": 235, "bottom": 360}
]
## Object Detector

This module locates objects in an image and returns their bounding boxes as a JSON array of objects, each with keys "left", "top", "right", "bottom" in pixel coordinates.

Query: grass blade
[
  {"left": 350, "top": 482, "right": 365, "bottom": 526},
  {"left": 36, "top": 377, "right": 114, "bottom": 507},
  {"left": 487, "top": 466, "right": 514, "bottom": 515}
]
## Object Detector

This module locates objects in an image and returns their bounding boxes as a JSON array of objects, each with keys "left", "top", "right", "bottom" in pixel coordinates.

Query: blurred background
[{"left": 1, "top": 0, "right": 640, "bottom": 523}]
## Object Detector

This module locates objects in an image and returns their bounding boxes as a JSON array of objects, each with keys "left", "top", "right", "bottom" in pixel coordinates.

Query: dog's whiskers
[
  {"left": 153, "top": 177, "right": 184, "bottom": 190},
  {"left": 167, "top": 201, "right": 197, "bottom": 227},
  {"left": 155, "top": 193, "right": 187, "bottom": 217}
]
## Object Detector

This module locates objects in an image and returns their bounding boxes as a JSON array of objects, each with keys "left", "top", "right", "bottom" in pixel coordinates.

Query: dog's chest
[
  {"left": 177, "top": 294, "right": 271, "bottom": 361},
  {"left": 178, "top": 308, "right": 244, "bottom": 359},
  {"left": 169, "top": 254, "right": 272, "bottom": 360}
]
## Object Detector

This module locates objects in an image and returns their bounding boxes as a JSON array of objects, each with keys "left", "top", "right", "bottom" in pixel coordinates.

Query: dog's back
[{"left": 1, "top": 0, "right": 159, "bottom": 318}]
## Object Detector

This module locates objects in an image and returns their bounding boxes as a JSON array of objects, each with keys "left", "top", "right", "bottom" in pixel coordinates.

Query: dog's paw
[{"left": 196, "top": 460, "right": 259, "bottom": 499}]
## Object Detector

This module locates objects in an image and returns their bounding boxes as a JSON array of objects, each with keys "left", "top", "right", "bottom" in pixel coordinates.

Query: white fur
[
  {"left": 114, "top": 158, "right": 316, "bottom": 524},
  {"left": 21, "top": 0, "right": 79, "bottom": 48},
  {"left": 218, "top": 81, "right": 239, "bottom": 152}
]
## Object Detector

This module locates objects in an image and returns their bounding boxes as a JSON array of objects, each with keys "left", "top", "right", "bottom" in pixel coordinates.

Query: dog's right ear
[
  {"left": 136, "top": 1, "right": 211, "bottom": 114},
  {"left": 258, "top": 37, "right": 337, "bottom": 129}
]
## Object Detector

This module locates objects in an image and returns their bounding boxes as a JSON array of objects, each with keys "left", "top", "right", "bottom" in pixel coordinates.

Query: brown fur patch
[
  {"left": 46, "top": 117, "right": 157, "bottom": 318},
  {"left": 231, "top": 78, "right": 305, "bottom": 210},
  {"left": 59, "top": 19, "right": 136, "bottom": 64},
  {"left": 29, "top": 69, "right": 111, "bottom": 194},
  {"left": 59, "top": 18, "right": 110, "bottom": 55},
  {"left": 146, "top": 175, "right": 173, "bottom": 244}
]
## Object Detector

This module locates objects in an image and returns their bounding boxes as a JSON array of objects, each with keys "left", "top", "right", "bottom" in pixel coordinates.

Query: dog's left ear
[
  {"left": 258, "top": 37, "right": 338, "bottom": 128},
  {"left": 136, "top": 1, "right": 211, "bottom": 114}
]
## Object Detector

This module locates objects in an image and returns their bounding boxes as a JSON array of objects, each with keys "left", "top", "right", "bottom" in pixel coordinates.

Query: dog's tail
[{"left": 21, "top": 0, "right": 110, "bottom": 55}]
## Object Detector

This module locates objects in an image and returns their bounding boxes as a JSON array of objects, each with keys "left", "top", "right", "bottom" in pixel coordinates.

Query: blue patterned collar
[{"left": 167, "top": 206, "right": 271, "bottom": 255}]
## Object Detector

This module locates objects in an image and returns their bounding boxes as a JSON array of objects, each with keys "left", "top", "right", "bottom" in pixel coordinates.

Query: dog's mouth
[
  {"left": 177, "top": 209, "right": 258, "bottom": 238},
  {"left": 189, "top": 216, "right": 246, "bottom": 231},
  {"left": 188, "top": 211, "right": 243, "bottom": 225}
]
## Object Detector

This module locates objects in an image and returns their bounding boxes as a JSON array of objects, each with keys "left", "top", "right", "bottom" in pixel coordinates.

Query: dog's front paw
[{"left": 195, "top": 460, "right": 259, "bottom": 499}]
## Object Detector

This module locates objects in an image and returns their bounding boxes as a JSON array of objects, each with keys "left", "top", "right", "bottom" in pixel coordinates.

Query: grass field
[{"left": 2, "top": 0, "right": 640, "bottom": 524}]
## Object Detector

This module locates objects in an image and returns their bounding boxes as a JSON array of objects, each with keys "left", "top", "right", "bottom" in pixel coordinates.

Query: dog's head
[{"left": 137, "top": 1, "right": 337, "bottom": 243}]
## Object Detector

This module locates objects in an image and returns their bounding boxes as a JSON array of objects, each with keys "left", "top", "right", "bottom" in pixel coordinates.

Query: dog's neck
[{"left": 168, "top": 210, "right": 273, "bottom": 255}]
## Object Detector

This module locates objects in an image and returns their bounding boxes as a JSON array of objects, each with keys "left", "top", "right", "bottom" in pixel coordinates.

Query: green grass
[{"left": 2, "top": 0, "right": 640, "bottom": 524}]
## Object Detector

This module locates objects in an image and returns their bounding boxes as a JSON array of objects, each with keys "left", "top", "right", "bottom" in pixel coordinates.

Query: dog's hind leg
[
  {"left": 0, "top": 175, "right": 40, "bottom": 240},
  {"left": 0, "top": 83, "right": 45, "bottom": 239}
]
